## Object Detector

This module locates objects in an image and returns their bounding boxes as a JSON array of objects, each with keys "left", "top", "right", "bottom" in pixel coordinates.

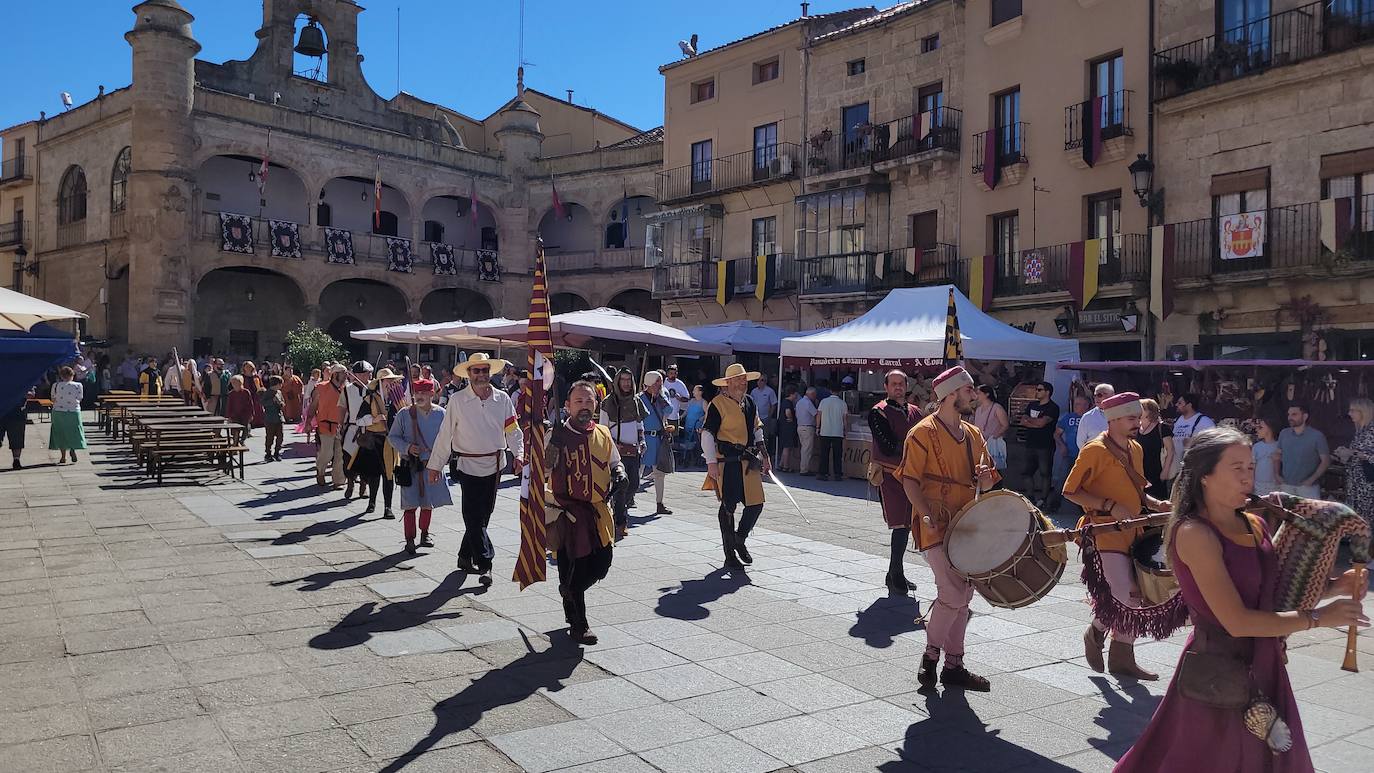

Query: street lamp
[{"left": 1129, "top": 153, "right": 1165, "bottom": 225}]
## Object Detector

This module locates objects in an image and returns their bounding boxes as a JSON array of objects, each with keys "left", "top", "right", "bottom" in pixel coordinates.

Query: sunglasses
[{"left": 468, "top": 368, "right": 490, "bottom": 375}]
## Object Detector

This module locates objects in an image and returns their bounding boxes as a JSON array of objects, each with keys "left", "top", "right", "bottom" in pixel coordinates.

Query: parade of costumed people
[
  {"left": 386, "top": 377, "right": 453, "bottom": 555},
  {"left": 701, "top": 363, "right": 771, "bottom": 569},
  {"left": 867, "top": 368, "right": 923, "bottom": 595}
]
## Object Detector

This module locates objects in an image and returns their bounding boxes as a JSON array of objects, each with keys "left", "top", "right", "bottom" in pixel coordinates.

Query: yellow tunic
[
  {"left": 1062, "top": 436, "right": 1147, "bottom": 554},
  {"left": 898, "top": 414, "right": 995, "bottom": 550},
  {"left": 701, "top": 393, "right": 765, "bottom": 507}
]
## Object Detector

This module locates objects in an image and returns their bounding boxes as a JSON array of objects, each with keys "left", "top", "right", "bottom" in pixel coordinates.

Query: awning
[{"left": 0, "top": 287, "right": 87, "bottom": 332}]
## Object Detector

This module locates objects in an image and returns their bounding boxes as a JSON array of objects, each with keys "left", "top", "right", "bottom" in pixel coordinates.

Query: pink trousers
[
  {"left": 924, "top": 544, "right": 974, "bottom": 665},
  {"left": 1093, "top": 551, "right": 1140, "bottom": 644}
]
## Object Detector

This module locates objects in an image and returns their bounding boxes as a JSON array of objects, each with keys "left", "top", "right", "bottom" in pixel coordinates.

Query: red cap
[{"left": 411, "top": 378, "right": 437, "bottom": 394}]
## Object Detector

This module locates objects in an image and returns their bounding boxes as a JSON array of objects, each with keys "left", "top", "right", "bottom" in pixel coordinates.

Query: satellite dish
[{"left": 678, "top": 33, "right": 698, "bottom": 57}]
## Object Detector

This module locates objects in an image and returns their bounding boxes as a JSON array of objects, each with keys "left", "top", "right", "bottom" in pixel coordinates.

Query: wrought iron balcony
[
  {"left": 1154, "top": 1, "right": 1374, "bottom": 101},
  {"left": 993, "top": 235, "right": 1149, "bottom": 297},
  {"left": 652, "top": 260, "right": 718, "bottom": 299},
  {"left": 1168, "top": 196, "right": 1374, "bottom": 280},
  {"left": 806, "top": 107, "right": 962, "bottom": 176},
  {"left": 0, "top": 156, "right": 31, "bottom": 185},
  {"left": 971, "top": 123, "right": 1028, "bottom": 176},
  {"left": 0, "top": 220, "right": 27, "bottom": 247},
  {"left": 1064, "top": 90, "right": 1134, "bottom": 150},
  {"left": 656, "top": 142, "right": 801, "bottom": 204}
]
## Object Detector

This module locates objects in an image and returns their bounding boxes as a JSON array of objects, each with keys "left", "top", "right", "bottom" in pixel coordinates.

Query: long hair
[{"left": 1166, "top": 426, "right": 1252, "bottom": 553}]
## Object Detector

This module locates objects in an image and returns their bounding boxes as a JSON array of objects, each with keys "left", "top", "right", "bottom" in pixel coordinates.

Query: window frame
[
  {"left": 57, "top": 166, "right": 88, "bottom": 226},
  {"left": 991, "top": 210, "right": 1021, "bottom": 280},
  {"left": 110, "top": 147, "right": 131, "bottom": 214},
  {"left": 993, "top": 87, "right": 1023, "bottom": 165},
  {"left": 991, "top": 0, "right": 1023, "bottom": 27},
  {"left": 753, "top": 57, "right": 780, "bottom": 84},
  {"left": 690, "top": 140, "right": 713, "bottom": 192},
  {"left": 921, "top": 34, "right": 940, "bottom": 53},
  {"left": 753, "top": 123, "right": 779, "bottom": 177},
  {"left": 846, "top": 58, "right": 866, "bottom": 77},
  {"left": 690, "top": 78, "right": 715, "bottom": 104}
]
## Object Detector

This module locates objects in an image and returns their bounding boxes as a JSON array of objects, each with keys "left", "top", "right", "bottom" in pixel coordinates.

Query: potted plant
[
  {"left": 808, "top": 129, "right": 833, "bottom": 171},
  {"left": 1155, "top": 57, "right": 1201, "bottom": 93},
  {"left": 1207, "top": 39, "right": 1252, "bottom": 82}
]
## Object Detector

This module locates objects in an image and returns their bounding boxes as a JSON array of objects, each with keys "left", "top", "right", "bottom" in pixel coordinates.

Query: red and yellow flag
[{"left": 513, "top": 239, "right": 554, "bottom": 589}]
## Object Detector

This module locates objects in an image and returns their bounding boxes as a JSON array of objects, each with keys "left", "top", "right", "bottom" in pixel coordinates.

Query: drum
[
  {"left": 944, "top": 490, "right": 1066, "bottom": 609},
  {"left": 1131, "top": 527, "right": 1179, "bottom": 605}
]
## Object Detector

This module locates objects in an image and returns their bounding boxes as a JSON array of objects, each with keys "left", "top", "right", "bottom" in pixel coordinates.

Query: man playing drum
[
  {"left": 899, "top": 366, "right": 999, "bottom": 691},
  {"left": 868, "top": 369, "right": 923, "bottom": 595},
  {"left": 1061, "top": 392, "right": 1171, "bottom": 680}
]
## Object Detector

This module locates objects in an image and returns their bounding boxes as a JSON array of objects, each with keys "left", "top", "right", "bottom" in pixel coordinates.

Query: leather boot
[
  {"left": 1084, "top": 624, "right": 1106, "bottom": 673},
  {"left": 718, "top": 510, "right": 743, "bottom": 568},
  {"left": 1108, "top": 640, "right": 1159, "bottom": 681},
  {"left": 733, "top": 532, "right": 753, "bottom": 565}
]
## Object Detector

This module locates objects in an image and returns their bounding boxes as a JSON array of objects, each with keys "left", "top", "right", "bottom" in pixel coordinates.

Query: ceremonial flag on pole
[
  {"left": 256, "top": 156, "right": 269, "bottom": 198},
  {"left": 942, "top": 287, "right": 963, "bottom": 368},
  {"left": 469, "top": 177, "right": 480, "bottom": 247},
  {"left": 1149, "top": 224, "right": 1176, "bottom": 321},
  {"left": 372, "top": 160, "right": 383, "bottom": 231},
  {"left": 551, "top": 175, "right": 566, "bottom": 221},
  {"left": 513, "top": 238, "right": 553, "bottom": 590}
]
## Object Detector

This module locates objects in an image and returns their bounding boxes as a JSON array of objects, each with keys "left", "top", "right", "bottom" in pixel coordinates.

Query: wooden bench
[
  {"left": 146, "top": 440, "right": 248, "bottom": 484},
  {"left": 25, "top": 398, "right": 54, "bottom": 423}
]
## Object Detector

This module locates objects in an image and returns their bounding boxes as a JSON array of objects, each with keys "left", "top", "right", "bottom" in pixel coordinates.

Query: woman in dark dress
[
  {"left": 1138, "top": 398, "right": 1173, "bottom": 500},
  {"left": 777, "top": 384, "right": 800, "bottom": 472}
]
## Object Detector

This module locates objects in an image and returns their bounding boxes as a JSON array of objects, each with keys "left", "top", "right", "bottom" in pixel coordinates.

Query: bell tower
[{"left": 124, "top": 0, "right": 200, "bottom": 353}]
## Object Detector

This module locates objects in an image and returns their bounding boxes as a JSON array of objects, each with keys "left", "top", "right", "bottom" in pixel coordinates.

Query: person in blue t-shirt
[{"left": 1050, "top": 394, "right": 1090, "bottom": 513}]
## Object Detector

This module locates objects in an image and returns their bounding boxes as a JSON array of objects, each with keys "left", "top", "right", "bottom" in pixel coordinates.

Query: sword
[
  {"left": 766, "top": 468, "right": 812, "bottom": 526},
  {"left": 588, "top": 358, "right": 615, "bottom": 387}
]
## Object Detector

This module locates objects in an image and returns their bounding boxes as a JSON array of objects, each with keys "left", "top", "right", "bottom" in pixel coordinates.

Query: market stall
[
  {"left": 779, "top": 285, "right": 1081, "bottom": 479},
  {"left": 462, "top": 308, "right": 730, "bottom": 357}
]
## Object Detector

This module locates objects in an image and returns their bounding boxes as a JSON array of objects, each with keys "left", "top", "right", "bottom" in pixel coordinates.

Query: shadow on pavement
[
  {"left": 306, "top": 570, "right": 484, "bottom": 649},
  {"left": 849, "top": 596, "right": 925, "bottom": 648},
  {"left": 272, "top": 550, "right": 417, "bottom": 592},
  {"left": 269, "top": 511, "right": 374, "bottom": 545},
  {"left": 378, "top": 631, "right": 585, "bottom": 773},
  {"left": 653, "top": 567, "right": 751, "bottom": 621},
  {"left": 1088, "top": 674, "right": 1161, "bottom": 753},
  {"left": 880, "top": 688, "right": 1081, "bottom": 772}
]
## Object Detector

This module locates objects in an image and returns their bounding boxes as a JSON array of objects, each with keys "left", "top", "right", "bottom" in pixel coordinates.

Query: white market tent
[
  {"left": 684, "top": 320, "right": 813, "bottom": 355},
  {"left": 469, "top": 307, "right": 730, "bottom": 355},
  {"left": 350, "top": 323, "right": 423, "bottom": 342},
  {"left": 0, "top": 287, "right": 87, "bottom": 331},
  {"left": 779, "top": 285, "right": 1080, "bottom": 397}
]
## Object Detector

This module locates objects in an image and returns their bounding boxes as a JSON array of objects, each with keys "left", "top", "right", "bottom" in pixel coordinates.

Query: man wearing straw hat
[
  {"left": 1062, "top": 391, "right": 1171, "bottom": 681},
  {"left": 702, "top": 363, "right": 770, "bottom": 568},
  {"left": 427, "top": 352, "right": 525, "bottom": 583},
  {"left": 899, "top": 365, "right": 999, "bottom": 691}
]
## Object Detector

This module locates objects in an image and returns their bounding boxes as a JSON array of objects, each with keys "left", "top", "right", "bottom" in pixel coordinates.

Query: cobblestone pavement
[{"left": 1, "top": 418, "right": 1371, "bottom": 772}]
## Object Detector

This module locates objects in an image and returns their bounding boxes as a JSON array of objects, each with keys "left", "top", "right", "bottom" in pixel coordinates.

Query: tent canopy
[
  {"left": 350, "top": 323, "right": 423, "bottom": 342},
  {"left": 684, "top": 321, "right": 812, "bottom": 355},
  {"left": 0, "top": 287, "right": 87, "bottom": 332},
  {"left": 0, "top": 322, "right": 80, "bottom": 413},
  {"left": 468, "top": 308, "right": 730, "bottom": 355},
  {"left": 780, "top": 285, "right": 1080, "bottom": 395}
]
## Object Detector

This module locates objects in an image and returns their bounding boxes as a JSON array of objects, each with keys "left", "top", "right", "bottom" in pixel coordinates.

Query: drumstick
[
  {"left": 1039, "top": 513, "right": 1172, "bottom": 548},
  {"left": 1343, "top": 562, "right": 1365, "bottom": 673}
]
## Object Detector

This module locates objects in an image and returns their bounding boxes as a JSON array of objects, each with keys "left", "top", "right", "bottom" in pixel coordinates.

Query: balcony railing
[
  {"left": 1154, "top": 1, "right": 1374, "bottom": 101},
  {"left": 971, "top": 123, "right": 1029, "bottom": 175},
  {"left": 1170, "top": 196, "right": 1374, "bottom": 280},
  {"left": 545, "top": 251, "right": 599, "bottom": 273},
  {"left": 110, "top": 211, "right": 127, "bottom": 239},
  {"left": 889, "top": 243, "right": 966, "bottom": 289},
  {"left": 994, "top": 234, "right": 1149, "bottom": 296},
  {"left": 656, "top": 142, "right": 801, "bottom": 203},
  {"left": 732, "top": 252, "right": 800, "bottom": 295},
  {"left": 1064, "top": 90, "right": 1133, "bottom": 150},
  {"left": 807, "top": 107, "right": 962, "bottom": 175},
  {"left": 0, "top": 220, "right": 27, "bottom": 247},
  {"left": 56, "top": 221, "right": 87, "bottom": 250},
  {"left": 799, "top": 252, "right": 899, "bottom": 296},
  {"left": 544, "top": 248, "right": 651, "bottom": 273},
  {"left": 0, "top": 156, "right": 31, "bottom": 184},
  {"left": 653, "top": 260, "right": 718, "bottom": 299}
]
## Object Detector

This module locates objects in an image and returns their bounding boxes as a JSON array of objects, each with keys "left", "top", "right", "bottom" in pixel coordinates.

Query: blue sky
[{"left": 0, "top": 0, "right": 870, "bottom": 136}]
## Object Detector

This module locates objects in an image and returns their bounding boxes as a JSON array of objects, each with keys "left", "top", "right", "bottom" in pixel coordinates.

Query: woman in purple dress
[{"left": 1115, "top": 427, "right": 1367, "bottom": 772}]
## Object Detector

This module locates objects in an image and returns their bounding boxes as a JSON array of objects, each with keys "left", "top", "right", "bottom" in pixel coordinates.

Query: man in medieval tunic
[
  {"left": 546, "top": 380, "right": 626, "bottom": 645},
  {"left": 1062, "top": 392, "right": 1171, "bottom": 681},
  {"left": 702, "top": 363, "right": 771, "bottom": 568},
  {"left": 868, "top": 369, "right": 923, "bottom": 595},
  {"left": 899, "top": 365, "right": 999, "bottom": 692}
]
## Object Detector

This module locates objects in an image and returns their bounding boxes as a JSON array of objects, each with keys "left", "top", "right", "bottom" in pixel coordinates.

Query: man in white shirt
[
  {"left": 817, "top": 390, "right": 849, "bottom": 481},
  {"left": 662, "top": 363, "right": 691, "bottom": 422},
  {"left": 427, "top": 353, "right": 525, "bottom": 584},
  {"left": 750, "top": 373, "right": 779, "bottom": 455},
  {"left": 795, "top": 387, "right": 819, "bottom": 475},
  {"left": 1076, "top": 382, "right": 1115, "bottom": 450}
]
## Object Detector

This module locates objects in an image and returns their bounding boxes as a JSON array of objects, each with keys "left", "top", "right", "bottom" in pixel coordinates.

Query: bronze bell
[{"left": 294, "top": 19, "right": 327, "bottom": 58}]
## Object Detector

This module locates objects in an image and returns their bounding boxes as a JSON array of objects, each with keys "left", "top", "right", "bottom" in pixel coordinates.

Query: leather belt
[{"left": 456, "top": 451, "right": 502, "bottom": 458}]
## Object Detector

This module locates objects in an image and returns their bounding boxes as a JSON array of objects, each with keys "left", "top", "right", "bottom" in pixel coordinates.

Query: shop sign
[
  {"left": 1078, "top": 308, "right": 1123, "bottom": 331},
  {"left": 814, "top": 315, "right": 859, "bottom": 330},
  {"left": 783, "top": 356, "right": 944, "bottom": 369}
]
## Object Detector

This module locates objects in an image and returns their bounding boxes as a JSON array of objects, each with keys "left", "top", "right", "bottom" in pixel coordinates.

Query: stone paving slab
[{"left": 0, "top": 420, "right": 1369, "bottom": 771}]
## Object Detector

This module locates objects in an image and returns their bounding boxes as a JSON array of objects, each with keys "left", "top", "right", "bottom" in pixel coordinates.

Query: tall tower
[
  {"left": 493, "top": 68, "right": 545, "bottom": 282},
  {"left": 124, "top": 0, "right": 200, "bottom": 352}
]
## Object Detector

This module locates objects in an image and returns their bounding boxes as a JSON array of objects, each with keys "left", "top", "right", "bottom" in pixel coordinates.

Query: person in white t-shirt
[
  {"left": 1171, "top": 392, "right": 1215, "bottom": 455},
  {"left": 1076, "top": 383, "right": 1115, "bottom": 450},
  {"left": 662, "top": 364, "right": 690, "bottom": 422}
]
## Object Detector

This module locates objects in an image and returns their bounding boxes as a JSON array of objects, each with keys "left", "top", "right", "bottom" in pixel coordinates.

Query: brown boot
[
  {"left": 1084, "top": 624, "right": 1106, "bottom": 673},
  {"left": 1108, "top": 640, "right": 1159, "bottom": 681}
]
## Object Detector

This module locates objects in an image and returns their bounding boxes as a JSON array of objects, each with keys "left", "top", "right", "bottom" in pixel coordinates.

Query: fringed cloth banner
[
  {"left": 385, "top": 237, "right": 413, "bottom": 273},
  {"left": 324, "top": 227, "right": 355, "bottom": 265},
  {"left": 431, "top": 243, "right": 457, "bottom": 276},
  {"left": 220, "top": 213, "right": 254, "bottom": 254},
  {"left": 1080, "top": 529, "right": 1189, "bottom": 641},
  {"left": 269, "top": 220, "right": 302, "bottom": 259},
  {"left": 477, "top": 249, "right": 501, "bottom": 282}
]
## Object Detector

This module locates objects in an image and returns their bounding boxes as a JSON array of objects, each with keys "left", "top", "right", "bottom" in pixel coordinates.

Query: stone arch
[
  {"left": 602, "top": 195, "right": 659, "bottom": 249},
  {"left": 58, "top": 165, "right": 88, "bottom": 225},
  {"left": 318, "top": 278, "right": 411, "bottom": 332},
  {"left": 419, "top": 193, "right": 499, "bottom": 251},
  {"left": 192, "top": 267, "right": 307, "bottom": 361},
  {"left": 195, "top": 154, "right": 310, "bottom": 224},
  {"left": 606, "top": 288, "right": 658, "bottom": 320},
  {"left": 419, "top": 287, "right": 495, "bottom": 324},
  {"left": 537, "top": 202, "right": 596, "bottom": 254},
  {"left": 550, "top": 292, "right": 591, "bottom": 315},
  {"left": 319, "top": 174, "right": 413, "bottom": 236}
]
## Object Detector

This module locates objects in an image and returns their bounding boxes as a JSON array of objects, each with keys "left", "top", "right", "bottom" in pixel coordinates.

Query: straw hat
[
  {"left": 712, "top": 362, "right": 762, "bottom": 387},
  {"left": 373, "top": 367, "right": 404, "bottom": 382},
  {"left": 454, "top": 352, "right": 509, "bottom": 378}
]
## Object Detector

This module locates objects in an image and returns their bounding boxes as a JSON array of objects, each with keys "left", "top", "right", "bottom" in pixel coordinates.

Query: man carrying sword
[{"left": 701, "top": 363, "right": 771, "bottom": 568}]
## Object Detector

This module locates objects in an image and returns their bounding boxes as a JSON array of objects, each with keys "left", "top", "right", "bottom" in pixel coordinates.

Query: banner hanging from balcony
[
  {"left": 1219, "top": 211, "right": 1265, "bottom": 260},
  {"left": 1068, "top": 238, "right": 1102, "bottom": 308},
  {"left": 1080, "top": 95, "right": 1104, "bottom": 168},
  {"left": 982, "top": 130, "right": 999, "bottom": 190},
  {"left": 755, "top": 253, "right": 776, "bottom": 302},
  {"left": 476, "top": 249, "right": 501, "bottom": 282},
  {"left": 1022, "top": 251, "right": 1045, "bottom": 285},
  {"left": 1150, "top": 224, "right": 1176, "bottom": 321},
  {"left": 969, "top": 255, "right": 995, "bottom": 311},
  {"left": 1320, "top": 197, "right": 1354, "bottom": 253},
  {"left": 219, "top": 213, "right": 254, "bottom": 255},
  {"left": 430, "top": 243, "right": 457, "bottom": 276},
  {"left": 324, "top": 227, "right": 355, "bottom": 265},
  {"left": 268, "top": 220, "right": 301, "bottom": 259},
  {"left": 716, "top": 260, "right": 736, "bottom": 308},
  {"left": 384, "top": 237, "right": 413, "bottom": 273}
]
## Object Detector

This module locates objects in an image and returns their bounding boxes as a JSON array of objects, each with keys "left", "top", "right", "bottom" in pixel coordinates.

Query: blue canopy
[{"left": 0, "top": 322, "right": 79, "bottom": 414}]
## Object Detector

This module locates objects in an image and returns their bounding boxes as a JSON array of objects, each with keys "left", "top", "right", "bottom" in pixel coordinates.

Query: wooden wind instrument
[
  {"left": 1343, "top": 562, "right": 1365, "bottom": 673},
  {"left": 1038, "top": 512, "right": 1172, "bottom": 548}
]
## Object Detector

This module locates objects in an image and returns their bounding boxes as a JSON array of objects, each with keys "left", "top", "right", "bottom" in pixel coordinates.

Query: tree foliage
[{"left": 284, "top": 322, "right": 348, "bottom": 371}]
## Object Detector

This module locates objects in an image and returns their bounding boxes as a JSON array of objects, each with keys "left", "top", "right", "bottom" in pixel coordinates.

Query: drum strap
[
  {"left": 1103, "top": 434, "right": 1151, "bottom": 498},
  {"left": 933, "top": 415, "right": 980, "bottom": 490}
]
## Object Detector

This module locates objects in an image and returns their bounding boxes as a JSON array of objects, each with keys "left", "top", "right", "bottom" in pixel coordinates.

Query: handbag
[
  {"left": 1175, "top": 646, "right": 1253, "bottom": 710},
  {"left": 393, "top": 406, "right": 426, "bottom": 487}
]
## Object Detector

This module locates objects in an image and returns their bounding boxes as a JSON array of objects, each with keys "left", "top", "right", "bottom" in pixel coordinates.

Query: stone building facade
[{"left": 2, "top": 0, "right": 662, "bottom": 362}]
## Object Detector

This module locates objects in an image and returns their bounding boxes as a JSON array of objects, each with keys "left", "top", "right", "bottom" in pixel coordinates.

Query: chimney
[
  {"left": 566, "top": 89, "right": 574, "bottom": 103},
  {"left": 801, "top": 2, "right": 809, "bottom": 17}
]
